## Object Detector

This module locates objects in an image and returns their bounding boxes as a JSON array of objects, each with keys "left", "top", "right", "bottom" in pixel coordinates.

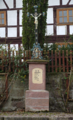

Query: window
[
  {"left": 57, "top": 8, "right": 73, "bottom": 25},
  {"left": 0, "top": 11, "right": 6, "bottom": 26}
]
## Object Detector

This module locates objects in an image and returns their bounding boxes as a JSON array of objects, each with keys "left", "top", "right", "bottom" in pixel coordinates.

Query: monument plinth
[
  {"left": 25, "top": 59, "right": 49, "bottom": 111},
  {"left": 25, "top": 5, "right": 49, "bottom": 111}
]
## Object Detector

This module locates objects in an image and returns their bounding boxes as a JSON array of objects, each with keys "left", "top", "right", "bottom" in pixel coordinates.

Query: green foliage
[
  {"left": 22, "top": 0, "right": 48, "bottom": 50},
  {"left": 0, "top": 44, "right": 29, "bottom": 83},
  {"left": 49, "top": 43, "right": 58, "bottom": 52}
]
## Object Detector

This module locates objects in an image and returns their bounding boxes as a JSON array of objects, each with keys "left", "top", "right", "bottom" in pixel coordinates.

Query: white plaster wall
[
  {"left": 10, "top": 44, "right": 18, "bottom": 51},
  {"left": 57, "top": 26, "right": 67, "bottom": 35},
  {"left": 8, "top": 28, "right": 17, "bottom": 37},
  {"left": 0, "top": 28, "right": 5, "bottom": 38},
  {"left": 62, "top": 0, "right": 69, "bottom": 5},
  {"left": 48, "top": 0, "right": 60, "bottom": 6},
  {"left": 5, "top": 0, "right": 13, "bottom": 8},
  {"left": 7, "top": 10, "right": 17, "bottom": 26},
  {"left": 0, "top": 0, "right": 7, "bottom": 9},
  {"left": 69, "top": 25, "right": 73, "bottom": 34},
  {"left": 62, "top": 0, "right": 73, "bottom": 5},
  {"left": 45, "top": 25, "right": 54, "bottom": 36},
  {"left": 16, "top": 0, "right": 22, "bottom": 8},
  {"left": 0, "top": 44, "right": 8, "bottom": 51},
  {"left": 10, "top": 44, "right": 19, "bottom": 56},
  {"left": 19, "top": 10, "right": 22, "bottom": 25},
  {"left": 44, "top": 43, "right": 53, "bottom": 48},
  {"left": 20, "top": 27, "right": 22, "bottom": 37},
  {"left": 10, "top": 44, "right": 14, "bottom": 50},
  {"left": 46, "top": 8, "right": 53, "bottom": 24},
  {"left": 69, "top": 0, "right": 73, "bottom": 5}
]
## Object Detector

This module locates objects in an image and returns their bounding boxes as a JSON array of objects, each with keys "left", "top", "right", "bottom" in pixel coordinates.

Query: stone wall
[
  {"left": 0, "top": 74, "right": 6, "bottom": 106},
  {"left": 46, "top": 73, "right": 66, "bottom": 112},
  {"left": 46, "top": 72, "right": 73, "bottom": 112},
  {"left": 0, "top": 72, "right": 73, "bottom": 112}
]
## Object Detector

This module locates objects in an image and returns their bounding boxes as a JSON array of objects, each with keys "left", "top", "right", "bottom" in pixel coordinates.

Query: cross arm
[
  {"left": 30, "top": 14, "right": 35, "bottom": 18},
  {"left": 38, "top": 13, "right": 42, "bottom": 18}
]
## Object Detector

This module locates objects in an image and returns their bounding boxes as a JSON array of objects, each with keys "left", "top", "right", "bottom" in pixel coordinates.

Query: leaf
[{"left": 64, "top": 77, "right": 67, "bottom": 79}]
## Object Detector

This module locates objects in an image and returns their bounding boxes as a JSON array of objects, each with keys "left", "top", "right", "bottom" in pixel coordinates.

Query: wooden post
[
  {"left": 5, "top": 73, "right": 8, "bottom": 100},
  {"left": 59, "top": 50, "right": 61, "bottom": 72},
  {"left": 66, "top": 50, "right": 69, "bottom": 72},
  {"left": 70, "top": 50, "right": 72, "bottom": 69},
  {"left": 62, "top": 50, "right": 65, "bottom": 72},
  {"left": 2, "top": 51, "right": 4, "bottom": 72},
  {"left": 51, "top": 50, "right": 54, "bottom": 72},
  {"left": 24, "top": 50, "right": 25, "bottom": 70},
  {"left": 13, "top": 51, "right": 14, "bottom": 72},
  {"left": 55, "top": 50, "right": 57, "bottom": 72},
  {"left": 47, "top": 50, "right": 50, "bottom": 72}
]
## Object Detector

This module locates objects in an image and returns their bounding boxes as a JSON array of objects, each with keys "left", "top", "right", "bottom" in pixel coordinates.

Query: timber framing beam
[
  {"left": 3, "top": 0, "right": 9, "bottom": 9},
  {"left": 0, "top": 8, "right": 22, "bottom": 11},
  {"left": 48, "top": 4, "right": 73, "bottom": 8},
  {"left": 0, "top": 4, "right": 73, "bottom": 11},
  {"left": 0, "top": 37, "right": 22, "bottom": 44},
  {"left": 0, "top": 36, "right": 72, "bottom": 44},
  {"left": 67, "top": 0, "right": 71, "bottom": 5},
  {"left": 45, "top": 35, "right": 72, "bottom": 43},
  {"left": 67, "top": 25, "right": 69, "bottom": 35},
  {"left": 53, "top": 8, "right": 56, "bottom": 35},
  {"left": 60, "top": 0, "right": 62, "bottom": 6},
  {"left": 14, "top": 0, "right": 16, "bottom": 8},
  {"left": 6, "top": 11, "right": 7, "bottom": 37},
  {"left": 17, "top": 10, "right": 19, "bottom": 37}
]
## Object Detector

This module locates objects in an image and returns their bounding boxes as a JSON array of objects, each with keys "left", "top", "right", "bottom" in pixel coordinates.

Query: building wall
[
  {"left": 46, "top": 0, "right": 73, "bottom": 36},
  {"left": 0, "top": 0, "right": 73, "bottom": 38},
  {"left": 5, "top": 0, "right": 13, "bottom": 8},
  {"left": 0, "top": 0, "right": 22, "bottom": 38}
]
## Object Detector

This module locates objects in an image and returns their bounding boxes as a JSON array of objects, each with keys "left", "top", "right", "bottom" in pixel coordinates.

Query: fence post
[
  {"left": 24, "top": 50, "right": 26, "bottom": 70},
  {"left": 8, "top": 44, "right": 11, "bottom": 72},
  {"left": 47, "top": 50, "right": 50, "bottom": 72},
  {"left": 55, "top": 50, "right": 57, "bottom": 72},
  {"left": 1, "top": 51, "right": 4, "bottom": 72},
  {"left": 66, "top": 50, "right": 69, "bottom": 72},
  {"left": 70, "top": 50, "right": 72, "bottom": 69},
  {"left": 59, "top": 50, "right": 61, "bottom": 72},
  {"left": 51, "top": 50, "right": 54, "bottom": 72},
  {"left": 13, "top": 50, "right": 14, "bottom": 72},
  {"left": 62, "top": 50, "right": 65, "bottom": 72}
]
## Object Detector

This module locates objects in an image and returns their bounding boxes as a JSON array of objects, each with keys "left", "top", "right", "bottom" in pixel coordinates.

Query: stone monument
[{"left": 25, "top": 5, "right": 49, "bottom": 111}]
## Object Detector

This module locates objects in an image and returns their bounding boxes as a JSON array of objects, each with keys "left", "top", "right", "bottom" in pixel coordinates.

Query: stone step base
[
  {"left": 25, "top": 90, "right": 49, "bottom": 112},
  {"left": 0, "top": 113, "right": 73, "bottom": 120}
]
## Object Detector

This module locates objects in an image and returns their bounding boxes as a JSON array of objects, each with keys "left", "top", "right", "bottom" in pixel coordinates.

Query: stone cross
[{"left": 27, "top": 5, "right": 45, "bottom": 45}]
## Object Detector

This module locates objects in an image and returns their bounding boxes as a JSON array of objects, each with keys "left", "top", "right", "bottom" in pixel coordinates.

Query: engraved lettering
[{"left": 32, "top": 68, "right": 43, "bottom": 84}]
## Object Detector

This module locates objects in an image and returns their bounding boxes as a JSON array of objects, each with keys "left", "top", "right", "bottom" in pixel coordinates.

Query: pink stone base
[{"left": 25, "top": 90, "right": 49, "bottom": 111}]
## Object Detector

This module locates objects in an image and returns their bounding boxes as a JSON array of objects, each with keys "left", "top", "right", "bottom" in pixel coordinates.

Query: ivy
[{"left": 22, "top": 0, "right": 48, "bottom": 50}]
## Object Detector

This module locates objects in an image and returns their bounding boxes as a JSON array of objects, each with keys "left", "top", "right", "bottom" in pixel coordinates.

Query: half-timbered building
[
  {"left": 46, "top": 0, "right": 73, "bottom": 45},
  {"left": 0, "top": 0, "right": 73, "bottom": 49},
  {"left": 0, "top": 0, "right": 22, "bottom": 50}
]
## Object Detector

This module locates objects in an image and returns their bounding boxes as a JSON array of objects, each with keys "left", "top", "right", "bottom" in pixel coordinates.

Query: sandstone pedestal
[{"left": 25, "top": 59, "right": 49, "bottom": 111}]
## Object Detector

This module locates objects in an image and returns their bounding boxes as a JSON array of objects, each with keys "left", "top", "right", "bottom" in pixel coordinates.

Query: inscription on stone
[{"left": 32, "top": 68, "right": 43, "bottom": 84}]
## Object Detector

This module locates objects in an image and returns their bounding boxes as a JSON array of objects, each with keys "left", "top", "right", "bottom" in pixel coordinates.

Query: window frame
[
  {"left": 0, "top": 11, "right": 6, "bottom": 26},
  {"left": 57, "top": 8, "right": 73, "bottom": 25}
]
